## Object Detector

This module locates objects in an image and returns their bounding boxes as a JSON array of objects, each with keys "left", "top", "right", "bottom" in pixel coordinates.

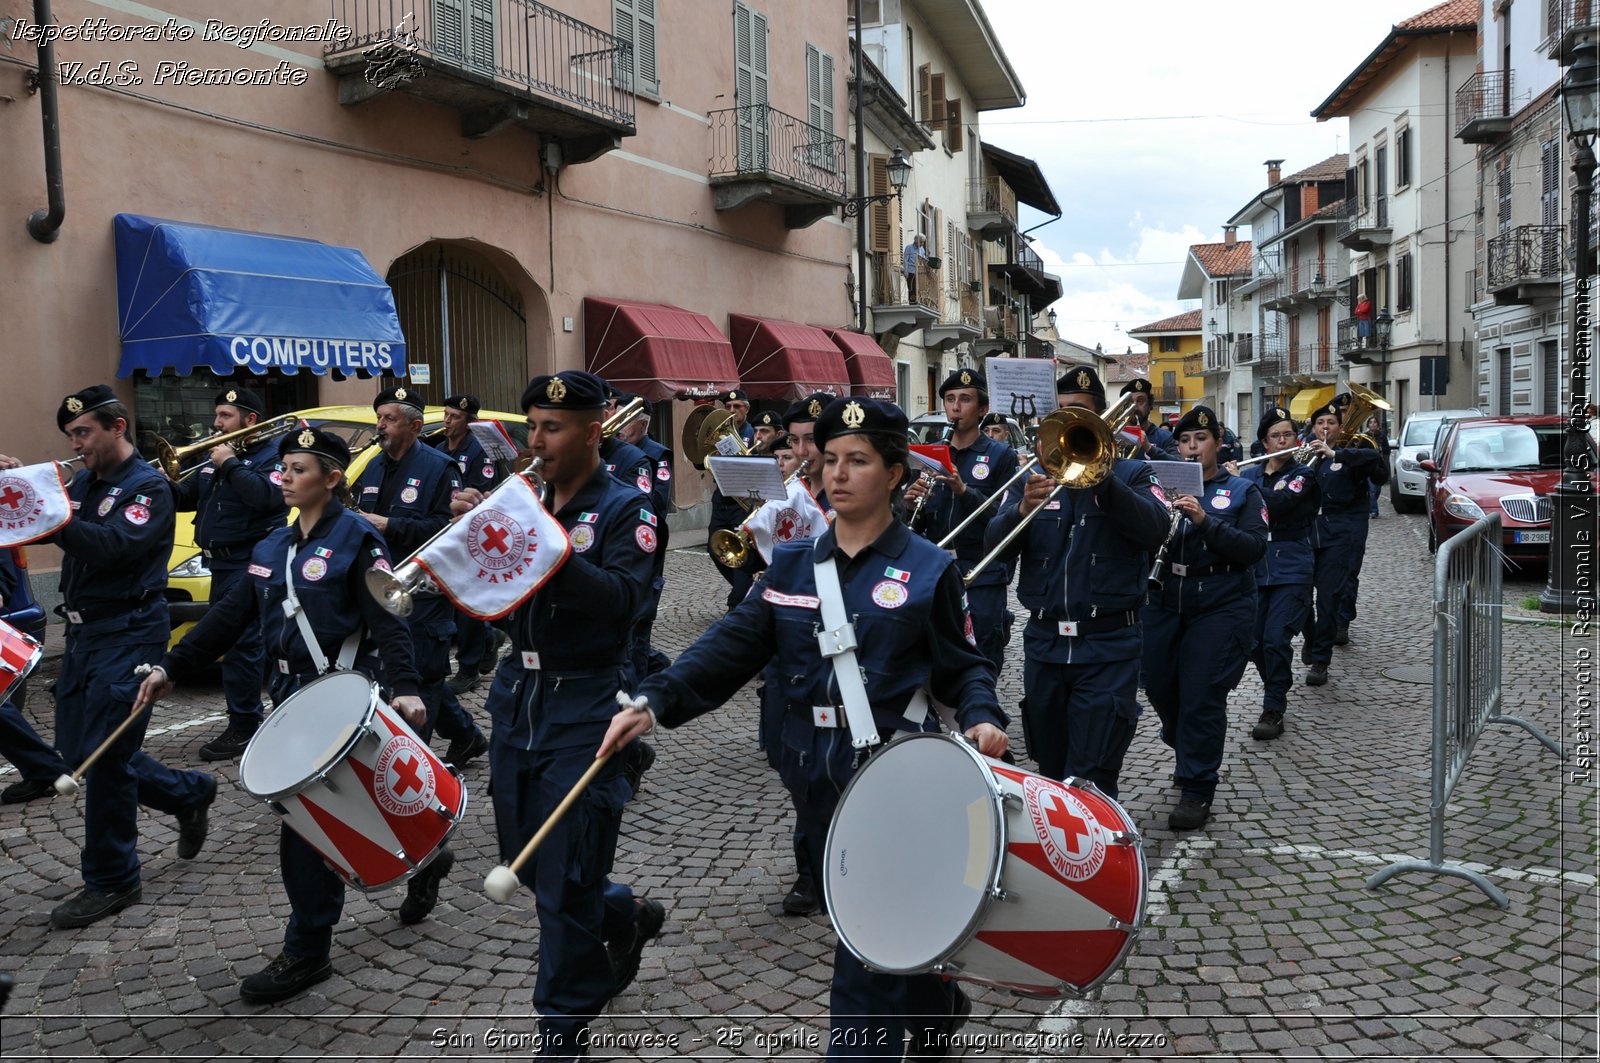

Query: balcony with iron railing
[
  {"left": 1234, "top": 334, "right": 1255, "bottom": 365},
  {"left": 974, "top": 304, "right": 1021, "bottom": 356},
  {"left": 967, "top": 177, "right": 1018, "bottom": 237},
  {"left": 1258, "top": 272, "right": 1290, "bottom": 312},
  {"left": 927, "top": 285, "right": 984, "bottom": 350},
  {"left": 1154, "top": 384, "right": 1184, "bottom": 403},
  {"left": 1548, "top": 0, "right": 1598, "bottom": 64},
  {"left": 1337, "top": 196, "right": 1391, "bottom": 251},
  {"left": 1456, "top": 70, "right": 1514, "bottom": 143},
  {"left": 1256, "top": 336, "right": 1287, "bottom": 377},
  {"left": 1284, "top": 342, "right": 1334, "bottom": 376},
  {"left": 1205, "top": 338, "right": 1231, "bottom": 373},
  {"left": 1182, "top": 353, "right": 1203, "bottom": 377},
  {"left": 988, "top": 240, "right": 1060, "bottom": 304},
  {"left": 709, "top": 105, "right": 847, "bottom": 229},
  {"left": 869, "top": 251, "right": 940, "bottom": 337},
  {"left": 1486, "top": 224, "right": 1563, "bottom": 305},
  {"left": 324, "top": 0, "right": 636, "bottom": 163}
]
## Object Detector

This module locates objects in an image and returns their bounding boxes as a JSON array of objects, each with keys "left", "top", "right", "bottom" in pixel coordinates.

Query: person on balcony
[
  {"left": 903, "top": 233, "right": 928, "bottom": 303},
  {"left": 1354, "top": 293, "right": 1374, "bottom": 348}
]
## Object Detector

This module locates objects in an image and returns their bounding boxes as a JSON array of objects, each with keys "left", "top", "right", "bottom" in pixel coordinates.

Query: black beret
[
  {"left": 521, "top": 370, "right": 607, "bottom": 411},
  {"left": 279, "top": 425, "right": 352, "bottom": 469},
  {"left": 938, "top": 368, "right": 987, "bottom": 398},
  {"left": 1257, "top": 406, "right": 1295, "bottom": 441},
  {"left": 1056, "top": 366, "right": 1106, "bottom": 401},
  {"left": 374, "top": 385, "right": 425, "bottom": 414},
  {"left": 784, "top": 391, "right": 837, "bottom": 426},
  {"left": 1311, "top": 401, "right": 1343, "bottom": 423},
  {"left": 753, "top": 410, "right": 782, "bottom": 429},
  {"left": 215, "top": 386, "right": 266, "bottom": 416},
  {"left": 1332, "top": 392, "right": 1354, "bottom": 408},
  {"left": 813, "top": 397, "right": 908, "bottom": 450},
  {"left": 1120, "top": 378, "right": 1153, "bottom": 396},
  {"left": 722, "top": 388, "right": 750, "bottom": 404},
  {"left": 57, "top": 384, "right": 121, "bottom": 432},
  {"left": 1172, "top": 404, "right": 1221, "bottom": 439},
  {"left": 978, "top": 412, "right": 1008, "bottom": 430},
  {"left": 769, "top": 431, "right": 794, "bottom": 452},
  {"left": 443, "top": 394, "right": 481, "bottom": 417}
]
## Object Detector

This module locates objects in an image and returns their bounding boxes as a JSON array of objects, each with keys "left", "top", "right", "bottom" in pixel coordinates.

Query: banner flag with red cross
[
  {"left": 0, "top": 461, "right": 72, "bottom": 547},
  {"left": 745, "top": 476, "right": 828, "bottom": 565},
  {"left": 413, "top": 473, "right": 571, "bottom": 620}
]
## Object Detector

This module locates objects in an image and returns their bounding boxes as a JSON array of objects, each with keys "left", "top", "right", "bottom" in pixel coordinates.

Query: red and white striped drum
[
  {"left": 239, "top": 671, "right": 466, "bottom": 892},
  {"left": 0, "top": 617, "right": 43, "bottom": 705},
  {"left": 824, "top": 732, "right": 1146, "bottom": 998}
]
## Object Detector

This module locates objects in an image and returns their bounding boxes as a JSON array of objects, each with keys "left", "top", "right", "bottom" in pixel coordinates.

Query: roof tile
[
  {"left": 1188, "top": 241, "right": 1253, "bottom": 278},
  {"left": 1128, "top": 308, "right": 1204, "bottom": 335},
  {"left": 1397, "top": 0, "right": 1478, "bottom": 31}
]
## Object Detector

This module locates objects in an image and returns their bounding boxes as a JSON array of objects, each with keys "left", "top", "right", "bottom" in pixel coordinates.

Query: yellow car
[{"left": 165, "top": 404, "right": 529, "bottom": 644}]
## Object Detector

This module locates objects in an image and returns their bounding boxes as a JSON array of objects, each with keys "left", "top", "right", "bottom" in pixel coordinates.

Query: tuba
[{"left": 1334, "top": 381, "right": 1392, "bottom": 450}]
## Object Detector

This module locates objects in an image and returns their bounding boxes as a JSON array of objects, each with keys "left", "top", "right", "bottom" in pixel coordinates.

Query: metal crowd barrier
[{"left": 1367, "top": 514, "right": 1563, "bottom": 908}]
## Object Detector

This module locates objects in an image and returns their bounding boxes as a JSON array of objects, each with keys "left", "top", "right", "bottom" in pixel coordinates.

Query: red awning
[
  {"left": 583, "top": 297, "right": 741, "bottom": 400},
  {"left": 823, "top": 327, "right": 897, "bottom": 400},
  {"left": 728, "top": 314, "right": 850, "bottom": 401}
]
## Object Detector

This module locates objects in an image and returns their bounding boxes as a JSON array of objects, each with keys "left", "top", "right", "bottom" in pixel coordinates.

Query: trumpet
[
  {"left": 601, "top": 396, "right": 646, "bottom": 440},
  {"left": 154, "top": 414, "right": 302, "bottom": 481},
  {"left": 708, "top": 462, "right": 808, "bottom": 569},
  {"left": 366, "top": 457, "right": 547, "bottom": 616}
]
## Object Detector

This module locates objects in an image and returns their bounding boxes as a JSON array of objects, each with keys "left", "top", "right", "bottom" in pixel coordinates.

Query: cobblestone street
[{"left": 0, "top": 502, "right": 1594, "bottom": 1060}]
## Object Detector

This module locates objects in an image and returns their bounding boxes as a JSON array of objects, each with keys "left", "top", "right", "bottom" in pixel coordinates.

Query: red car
[{"left": 1420, "top": 415, "right": 1596, "bottom": 563}]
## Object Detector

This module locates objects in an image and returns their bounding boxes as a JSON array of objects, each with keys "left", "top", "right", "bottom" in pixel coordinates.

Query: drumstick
[
  {"left": 483, "top": 693, "right": 643, "bottom": 903},
  {"left": 54, "top": 665, "right": 160, "bottom": 796}
]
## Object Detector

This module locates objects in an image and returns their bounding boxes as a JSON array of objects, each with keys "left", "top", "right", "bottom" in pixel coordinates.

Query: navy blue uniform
[
  {"left": 354, "top": 441, "right": 480, "bottom": 746},
  {"left": 50, "top": 455, "right": 211, "bottom": 894},
  {"left": 1140, "top": 420, "right": 1181, "bottom": 461},
  {"left": 1307, "top": 446, "right": 1389, "bottom": 666},
  {"left": 482, "top": 464, "right": 656, "bottom": 1050},
  {"left": 163, "top": 501, "right": 420, "bottom": 960},
  {"left": 917, "top": 432, "right": 1019, "bottom": 674},
  {"left": 436, "top": 431, "right": 501, "bottom": 677},
  {"left": 1142, "top": 471, "right": 1268, "bottom": 804},
  {"left": 984, "top": 459, "right": 1171, "bottom": 798},
  {"left": 1238, "top": 459, "right": 1319, "bottom": 713},
  {"left": 0, "top": 550, "right": 67, "bottom": 784},
  {"left": 633, "top": 434, "right": 674, "bottom": 678},
  {"left": 638, "top": 523, "right": 1001, "bottom": 1058},
  {"left": 171, "top": 437, "right": 287, "bottom": 725}
]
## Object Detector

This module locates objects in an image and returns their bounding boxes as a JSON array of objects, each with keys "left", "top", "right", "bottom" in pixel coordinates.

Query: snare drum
[
  {"left": 239, "top": 671, "right": 466, "bottom": 892},
  {"left": 824, "top": 732, "right": 1146, "bottom": 998},
  {"left": 0, "top": 618, "right": 43, "bottom": 705}
]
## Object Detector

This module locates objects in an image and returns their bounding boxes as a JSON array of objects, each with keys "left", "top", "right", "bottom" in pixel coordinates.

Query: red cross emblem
[
  {"left": 1044, "top": 792, "right": 1091, "bottom": 858},
  {"left": 390, "top": 751, "right": 425, "bottom": 799},
  {"left": 480, "top": 523, "right": 510, "bottom": 554},
  {"left": 0, "top": 486, "right": 23, "bottom": 510}
]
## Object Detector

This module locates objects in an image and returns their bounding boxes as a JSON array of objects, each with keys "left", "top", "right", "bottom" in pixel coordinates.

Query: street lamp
[
  {"left": 1541, "top": 37, "right": 1600, "bottom": 613},
  {"left": 841, "top": 146, "right": 911, "bottom": 218},
  {"left": 1046, "top": 307, "right": 1057, "bottom": 331}
]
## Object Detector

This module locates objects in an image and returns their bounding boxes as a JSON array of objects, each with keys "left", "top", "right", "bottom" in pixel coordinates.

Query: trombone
[
  {"left": 153, "top": 414, "right": 302, "bottom": 481},
  {"left": 366, "top": 458, "right": 546, "bottom": 617},
  {"left": 935, "top": 392, "right": 1139, "bottom": 551},
  {"left": 960, "top": 393, "right": 1140, "bottom": 587},
  {"left": 601, "top": 396, "right": 646, "bottom": 440}
]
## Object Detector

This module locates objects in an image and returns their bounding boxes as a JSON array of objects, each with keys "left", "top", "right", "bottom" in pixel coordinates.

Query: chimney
[
  {"left": 1223, "top": 225, "right": 1238, "bottom": 247},
  {"left": 1266, "top": 158, "right": 1285, "bottom": 186}
]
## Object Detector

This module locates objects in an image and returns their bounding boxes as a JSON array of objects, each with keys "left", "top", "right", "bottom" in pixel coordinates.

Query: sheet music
[
  {"left": 1147, "top": 460, "right": 1205, "bottom": 498},
  {"left": 707, "top": 456, "right": 788, "bottom": 501},
  {"left": 984, "top": 357, "right": 1057, "bottom": 422},
  {"left": 467, "top": 420, "right": 520, "bottom": 462}
]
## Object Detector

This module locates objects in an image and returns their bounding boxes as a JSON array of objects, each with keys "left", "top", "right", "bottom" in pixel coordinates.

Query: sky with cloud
[{"left": 978, "top": 0, "right": 1453, "bottom": 356}]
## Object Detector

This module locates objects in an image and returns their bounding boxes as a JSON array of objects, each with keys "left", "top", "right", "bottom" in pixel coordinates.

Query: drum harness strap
[
  {"left": 813, "top": 556, "right": 937, "bottom": 750},
  {"left": 283, "top": 540, "right": 362, "bottom": 676}
]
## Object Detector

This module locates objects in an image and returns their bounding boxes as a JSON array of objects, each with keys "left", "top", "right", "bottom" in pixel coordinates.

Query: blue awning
[{"left": 114, "top": 213, "right": 406, "bottom": 378}]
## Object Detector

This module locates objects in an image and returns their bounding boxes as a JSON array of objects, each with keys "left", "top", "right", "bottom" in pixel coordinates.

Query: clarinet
[
  {"left": 1146, "top": 456, "right": 1197, "bottom": 591},
  {"left": 908, "top": 420, "right": 956, "bottom": 532}
]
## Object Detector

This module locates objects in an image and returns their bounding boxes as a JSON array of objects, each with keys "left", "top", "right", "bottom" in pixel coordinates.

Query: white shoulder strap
[
  {"left": 811, "top": 554, "right": 881, "bottom": 750},
  {"left": 282, "top": 540, "right": 364, "bottom": 676}
]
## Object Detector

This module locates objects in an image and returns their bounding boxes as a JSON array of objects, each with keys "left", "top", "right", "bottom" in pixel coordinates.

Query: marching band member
[
  {"left": 616, "top": 396, "right": 675, "bottom": 680},
  {"left": 1118, "top": 378, "right": 1180, "bottom": 459},
  {"left": 5, "top": 387, "right": 216, "bottom": 930},
  {"left": 1230, "top": 407, "right": 1319, "bottom": 741},
  {"left": 783, "top": 392, "right": 834, "bottom": 511},
  {"left": 978, "top": 412, "right": 1011, "bottom": 445},
  {"left": 436, "top": 393, "right": 505, "bottom": 694},
  {"left": 985, "top": 367, "right": 1170, "bottom": 801},
  {"left": 904, "top": 369, "right": 1019, "bottom": 675},
  {"left": 1303, "top": 398, "right": 1389, "bottom": 686},
  {"left": 453, "top": 370, "right": 664, "bottom": 1060},
  {"left": 170, "top": 386, "right": 287, "bottom": 761},
  {"left": 721, "top": 388, "right": 755, "bottom": 447},
  {"left": 0, "top": 549, "right": 69, "bottom": 804},
  {"left": 1142, "top": 405, "right": 1268, "bottom": 831},
  {"left": 133, "top": 427, "right": 428, "bottom": 1004},
  {"left": 601, "top": 396, "right": 1007, "bottom": 1058},
  {"left": 749, "top": 409, "right": 782, "bottom": 452}
]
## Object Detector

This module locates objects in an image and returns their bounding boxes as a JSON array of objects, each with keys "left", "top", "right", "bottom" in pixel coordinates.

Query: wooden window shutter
[
  {"left": 918, "top": 64, "right": 931, "bottom": 124},
  {"left": 930, "top": 73, "right": 947, "bottom": 130},
  {"left": 947, "top": 99, "right": 963, "bottom": 151},
  {"left": 869, "top": 153, "right": 891, "bottom": 252},
  {"left": 614, "top": 0, "right": 659, "bottom": 95},
  {"left": 933, "top": 206, "right": 944, "bottom": 258},
  {"left": 947, "top": 218, "right": 958, "bottom": 294}
]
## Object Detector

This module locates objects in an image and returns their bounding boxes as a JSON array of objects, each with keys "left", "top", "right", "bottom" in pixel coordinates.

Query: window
[
  {"left": 855, "top": 0, "right": 883, "bottom": 24},
  {"left": 805, "top": 44, "right": 836, "bottom": 170},
  {"left": 613, "top": 0, "right": 659, "bottom": 96},
  {"left": 733, "top": 3, "right": 769, "bottom": 169},
  {"left": 1159, "top": 337, "right": 1180, "bottom": 353},
  {"left": 1497, "top": 159, "right": 1513, "bottom": 234},
  {"left": 1376, "top": 262, "right": 1391, "bottom": 311},
  {"left": 946, "top": 98, "right": 963, "bottom": 151},
  {"left": 1395, "top": 127, "right": 1412, "bottom": 188},
  {"left": 1396, "top": 252, "right": 1413, "bottom": 313},
  {"left": 917, "top": 63, "right": 931, "bottom": 124},
  {"left": 436, "top": 0, "right": 496, "bottom": 76}
]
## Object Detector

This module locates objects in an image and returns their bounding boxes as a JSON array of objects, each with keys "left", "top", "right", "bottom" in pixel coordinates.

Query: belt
[
  {"left": 1035, "top": 610, "right": 1138, "bottom": 637},
  {"left": 796, "top": 702, "right": 922, "bottom": 734},
  {"left": 202, "top": 543, "right": 254, "bottom": 561},
  {"left": 1169, "top": 562, "right": 1246, "bottom": 578},
  {"left": 1268, "top": 529, "right": 1310, "bottom": 543},
  {"left": 60, "top": 592, "right": 159, "bottom": 626}
]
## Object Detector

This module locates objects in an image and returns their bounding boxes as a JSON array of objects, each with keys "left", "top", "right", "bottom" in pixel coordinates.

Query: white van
[{"left": 1390, "top": 407, "right": 1482, "bottom": 512}]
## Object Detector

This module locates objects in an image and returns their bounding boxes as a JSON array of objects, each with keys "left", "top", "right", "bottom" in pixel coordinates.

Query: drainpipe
[
  {"left": 26, "top": 0, "right": 65, "bottom": 243},
  {"left": 852, "top": 0, "right": 868, "bottom": 332}
]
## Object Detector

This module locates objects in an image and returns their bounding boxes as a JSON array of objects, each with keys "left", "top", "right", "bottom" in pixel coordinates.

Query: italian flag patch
[{"left": 884, "top": 566, "right": 910, "bottom": 583}]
